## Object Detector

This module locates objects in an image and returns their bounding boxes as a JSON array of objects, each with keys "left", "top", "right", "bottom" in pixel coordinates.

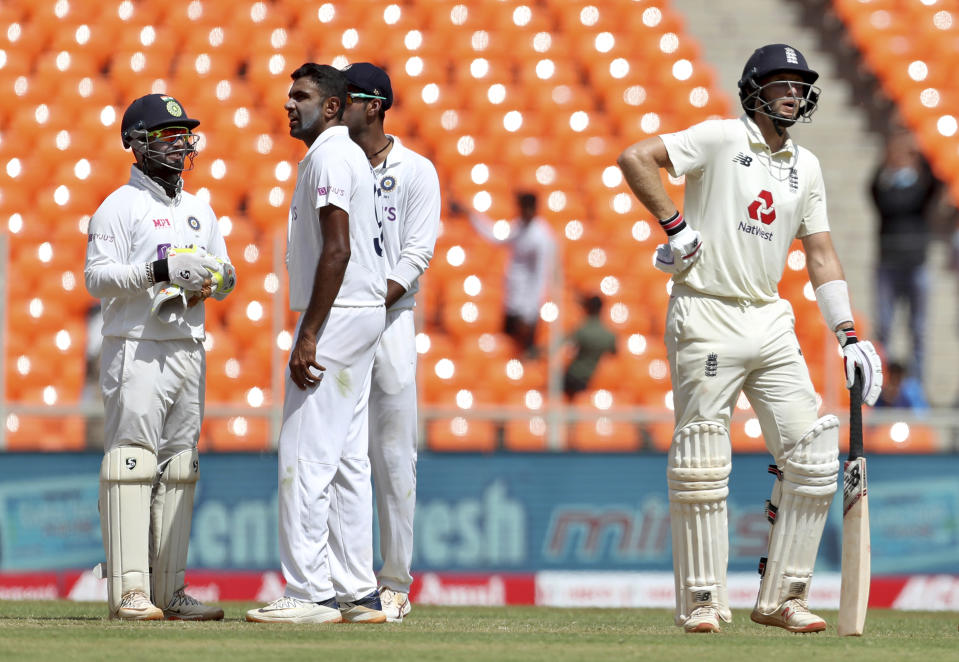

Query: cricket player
[
  {"left": 340, "top": 62, "right": 441, "bottom": 622},
  {"left": 617, "top": 44, "right": 883, "bottom": 633},
  {"left": 85, "top": 93, "right": 235, "bottom": 620},
  {"left": 246, "top": 64, "right": 388, "bottom": 625}
]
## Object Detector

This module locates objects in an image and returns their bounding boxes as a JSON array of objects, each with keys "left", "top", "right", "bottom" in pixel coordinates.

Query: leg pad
[{"left": 100, "top": 446, "right": 157, "bottom": 613}]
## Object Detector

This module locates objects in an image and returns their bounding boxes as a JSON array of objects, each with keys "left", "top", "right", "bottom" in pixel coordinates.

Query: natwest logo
[{"left": 747, "top": 190, "right": 776, "bottom": 225}]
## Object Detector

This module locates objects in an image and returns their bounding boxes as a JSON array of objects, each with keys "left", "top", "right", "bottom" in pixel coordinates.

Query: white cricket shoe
[
  {"left": 750, "top": 598, "right": 827, "bottom": 633},
  {"left": 683, "top": 606, "right": 721, "bottom": 633},
  {"left": 246, "top": 596, "right": 343, "bottom": 624},
  {"left": 162, "top": 587, "right": 224, "bottom": 621},
  {"left": 379, "top": 587, "right": 412, "bottom": 623},
  {"left": 339, "top": 591, "right": 387, "bottom": 624},
  {"left": 112, "top": 589, "right": 164, "bottom": 621}
]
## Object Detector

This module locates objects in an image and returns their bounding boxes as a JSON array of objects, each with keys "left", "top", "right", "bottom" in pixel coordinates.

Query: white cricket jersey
[
  {"left": 287, "top": 125, "right": 386, "bottom": 311},
  {"left": 372, "top": 136, "right": 441, "bottom": 311},
  {"left": 660, "top": 114, "right": 830, "bottom": 302},
  {"left": 84, "top": 165, "right": 229, "bottom": 341}
]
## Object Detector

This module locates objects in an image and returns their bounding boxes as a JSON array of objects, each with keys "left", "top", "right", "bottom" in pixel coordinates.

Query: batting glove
[
  {"left": 658, "top": 211, "right": 702, "bottom": 271},
  {"left": 653, "top": 243, "right": 682, "bottom": 274},
  {"left": 166, "top": 245, "right": 218, "bottom": 291},
  {"left": 837, "top": 328, "right": 883, "bottom": 406},
  {"left": 210, "top": 258, "right": 237, "bottom": 301}
]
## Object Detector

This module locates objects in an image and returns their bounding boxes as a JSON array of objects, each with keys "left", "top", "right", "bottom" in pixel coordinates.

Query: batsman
[{"left": 618, "top": 44, "right": 883, "bottom": 633}]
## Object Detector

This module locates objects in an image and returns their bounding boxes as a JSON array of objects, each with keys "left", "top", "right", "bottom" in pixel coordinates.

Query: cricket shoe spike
[
  {"left": 340, "top": 590, "right": 387, "bottom": 623},
  {"left": 378, "top": 587, "right": 412, "bottom": 623},
  {"left": 750, "top": 598, "right": 826, "bottom": 633},
  {"left": 246, "top": 596, "right": 342, "bottom": 624},
  {"left": 162, "top": 587, "right": 224, "bottom": 621},
  {"left": 112, "top": 589, "right": 163, "bottom": 621},
  {"left": 684, "top": 605, "right": 722, "bottom": 633}
]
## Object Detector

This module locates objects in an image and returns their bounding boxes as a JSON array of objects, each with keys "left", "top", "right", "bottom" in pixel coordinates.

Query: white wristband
[{"left": 814, "top": 280, "right": 854, "bottom": 332}]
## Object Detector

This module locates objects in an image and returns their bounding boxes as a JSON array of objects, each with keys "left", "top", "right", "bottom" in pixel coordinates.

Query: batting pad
[
  {"left": 150, "top": 448, "right": 199, "bottom": 610},
  {"left": 755, "top": 416, "right": 839, "bottom": 613},
  {"left": 667, "top": 421, "right": 732, "bottom": 625},
  {"left": 99, "top": 446, "right": 158, "bottom": 611}
]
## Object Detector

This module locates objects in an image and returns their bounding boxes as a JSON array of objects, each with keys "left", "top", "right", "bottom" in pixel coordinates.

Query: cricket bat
[{"left": 838, "top": 371, "right": 870, "bottom": 636}]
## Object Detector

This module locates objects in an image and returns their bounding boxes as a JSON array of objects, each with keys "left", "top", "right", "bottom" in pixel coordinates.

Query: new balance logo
[
  {"left": 705, "top": 353, "right": 718, "bottom": 377},
  {"left": 789, "top": 168, "right": 799, "bottom": 192},
  {"left": 732, "top": 152, "right": 753, "bottom": 167}
]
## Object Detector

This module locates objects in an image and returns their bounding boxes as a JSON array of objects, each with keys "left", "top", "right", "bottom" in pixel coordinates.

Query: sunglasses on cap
[
  {"left": 147, "top": 126, "right": 193, "bottom": 142},
  {"left": 347, "top": 91, "right": 387, "bottom": 104}
]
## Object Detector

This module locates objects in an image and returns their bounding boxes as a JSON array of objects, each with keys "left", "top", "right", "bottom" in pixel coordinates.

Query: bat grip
[{"left": 849, "top": 370, "right": 864, "bottom": 460}]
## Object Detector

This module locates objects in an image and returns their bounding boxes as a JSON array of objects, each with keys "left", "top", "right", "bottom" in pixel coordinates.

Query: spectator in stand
[
  {"left": 875, "top": 361, "right": 928, "bottom": 410},
  {"left": 870, "top": 127, "right": 941, "bottom": 386},
  {"left": 563, "top": 295, "right": 617, "bottom": 399},
  {"left": 450, "top": 192, "right": 556, "bottom": 357}
]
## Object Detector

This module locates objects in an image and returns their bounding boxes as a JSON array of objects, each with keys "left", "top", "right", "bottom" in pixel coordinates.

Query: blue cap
[{"left": 342, "top": 62, "right": 393, "bottom": 110}]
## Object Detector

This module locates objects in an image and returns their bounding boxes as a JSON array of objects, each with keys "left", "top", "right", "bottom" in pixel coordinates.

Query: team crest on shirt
[
  {"left": 187, "top": 215, "right": 201, "bottom": 231},
  {"left": 380, "top": 175, "right": 396, "bottom": 192}
]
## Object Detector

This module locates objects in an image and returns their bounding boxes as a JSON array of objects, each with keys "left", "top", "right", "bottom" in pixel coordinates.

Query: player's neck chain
[{"left": 367, "top": 136, "right": 393, "bottom": 160}]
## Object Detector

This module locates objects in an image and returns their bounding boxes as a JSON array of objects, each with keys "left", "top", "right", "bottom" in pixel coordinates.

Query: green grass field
[{"left": 0, "top": 601, "right": 955, "bottom": 662}]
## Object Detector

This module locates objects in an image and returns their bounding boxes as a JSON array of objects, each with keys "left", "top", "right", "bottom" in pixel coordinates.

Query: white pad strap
[
  {"left": 756, "top": 416, "right": 840, "bottom": 613},
  {"left": 150, "top": 448, "right": 199, "bottom": 610},
  {"left": 667, "top": 422, "right": 732, "bottom": 625},
  {"left": 99, "top": 446, "right": 157, "bottom": 611}
]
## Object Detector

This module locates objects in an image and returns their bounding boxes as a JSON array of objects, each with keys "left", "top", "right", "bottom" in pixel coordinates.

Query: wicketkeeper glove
[
  {"left": 147, "top": 245, "right": 218, "bottom": 291},
  {"left": 151, "top": 284, "right": 188, "bottom": 324},
  {"left": 210, "top": 258, "right": 236, "bottom": 301},
  {"left": 836, "top": 328, "right": 883, "bottom": 406}
]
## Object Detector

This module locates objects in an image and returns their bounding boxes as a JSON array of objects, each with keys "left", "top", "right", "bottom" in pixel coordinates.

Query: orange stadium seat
[
  {"left": 503, "top": 416, "right": 550, "bottom": 451},
  {"left": 427, "top": 417, "right": 498, "bottom": 452},
  {"left": 570, "top": 416, "right": 641, "bottom": 452},
  {"left": 202, "top": 416, "right": 271, "bottom": 452}
]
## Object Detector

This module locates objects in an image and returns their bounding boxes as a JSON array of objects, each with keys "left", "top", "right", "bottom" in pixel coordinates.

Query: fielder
[
  {"left": 340, "top": 62, "right": 441, "bottom": 622},
  {"left": 84, "top": 93, "right": 235, "bottom": 621},
  {"left": 246, "top": 64, "right": 388, "bottom": 625},
  {"left": 617, "top": 44, "right": 883, "bottom": 633}
]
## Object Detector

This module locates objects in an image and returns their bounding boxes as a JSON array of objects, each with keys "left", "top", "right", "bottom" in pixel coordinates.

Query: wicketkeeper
[{"left": 85, "top": 93, "right": 236, "bottom": 620}]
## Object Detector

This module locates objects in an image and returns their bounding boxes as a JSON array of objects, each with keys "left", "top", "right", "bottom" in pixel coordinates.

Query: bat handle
[{"left": 849, "top": 370, "right": 863, "bottom": 460}]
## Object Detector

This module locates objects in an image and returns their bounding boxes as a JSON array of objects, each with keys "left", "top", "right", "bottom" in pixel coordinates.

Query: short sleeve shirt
[
  {"left": 659, "top": 114, "right": 830, "bottom": 302},
  {"left": 287, "top": 126, "right": 386, "bottom": 310}
]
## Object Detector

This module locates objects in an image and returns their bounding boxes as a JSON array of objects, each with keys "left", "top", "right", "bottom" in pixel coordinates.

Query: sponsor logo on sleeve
[{"left": 88, "top": 233, "right": 115, "bottom": 243}]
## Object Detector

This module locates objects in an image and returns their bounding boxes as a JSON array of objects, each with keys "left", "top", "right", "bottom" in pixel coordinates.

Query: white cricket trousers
[
  {"left": 368, "top": 307, "right": 418, "bottom": 593},
  {"left": 665, "top": 285, "right": 820, "bottom": 460},
  {"left": 278, "top": 305, "right": 385, "bottom": 603},
  {"left": 100, "top": 336, "right": 204, "bottom": 463}
]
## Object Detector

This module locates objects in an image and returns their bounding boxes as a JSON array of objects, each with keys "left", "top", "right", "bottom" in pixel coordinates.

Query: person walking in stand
[
  {"left": 340, "top": 62, "right": 441, "bottom": 623},
  {"left": 246, "top": 63, "right": 388, "bottom": 625},
  {"left": 617, "top": 44, "right": 883, "bottom": 634},
  {"left": 85, "top": 93, "right": 235, "bottom": 621},
  {"left": 450, "top": 191, "right": 556, "bottom": 358}
]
